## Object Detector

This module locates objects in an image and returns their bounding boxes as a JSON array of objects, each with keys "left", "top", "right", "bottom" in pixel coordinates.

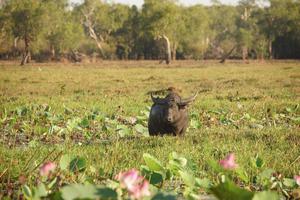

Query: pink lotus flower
[
  {"left": 130, "top": 180, "right": 151, "bottom": 199},
  {"left": 219, "top": 153, "right": 238, "bottom": 170},
  {"left": 116, "top": 169, "right": 151, "bottom": 199},
  {"left": 116, "top": 169, "right": 140, "bottom": 191},
  {"left": 40, "top": 161, "right": 56, "bottom": 176},
  {"left": 294, "top": 175, "right": 300, "bottom": 186}
]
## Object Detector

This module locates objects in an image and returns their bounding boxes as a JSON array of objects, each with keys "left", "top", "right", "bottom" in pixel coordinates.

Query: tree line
[{"left": 0, "top": 0, "right": 299, "bottom": 65}]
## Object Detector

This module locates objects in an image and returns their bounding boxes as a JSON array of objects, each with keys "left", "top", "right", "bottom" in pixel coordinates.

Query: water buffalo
[{"left": 148, "top": 91, "right": 197, "bottom": 136}]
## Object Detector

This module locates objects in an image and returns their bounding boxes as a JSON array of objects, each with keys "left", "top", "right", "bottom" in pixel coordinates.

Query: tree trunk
[
  {"left": 21, "top": 36, "right": 30, "bottom": 66},
  {"left": 172, "top": 43, "right": 177, "bottom": 60},
  {"left": 220, "top": 46, "right": 236, "bottom": 63},
  {"left": 13, "top": 37, "right": 19, "bottom": 57},
  {"left": 162, "top": 35, "right": 171, "bottom": 64},
  {"left": 89, "top": 29, "right": 105, "bottom": 58},
  {"left": 70, "top": 50, "right": 82, "bottom": 62},
  {"left": 27, "top": 51, "right": 31, "bottom": 63},
  {"left": 268, "top": 39, "right": 273, "bottom": 59},
  {"left": 260, "top": 51, "right": 264, "bottom": 61},
  {"left": 14, "top": 37, "right": 18, "bottom": 48},
  {"left": 83, "top": 12, "right": 105, "bottom": 58},
  {"left": 242, "top": 46, "right": 248, "bottom": 62},
  {"left": 51, "top": 45, "right": 55, "bottom": 60}
]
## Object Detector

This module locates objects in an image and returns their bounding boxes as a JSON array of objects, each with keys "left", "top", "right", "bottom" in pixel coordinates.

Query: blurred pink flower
[
  {"left": 40, "top": 161, "right": 56, "bottom": 176},
  {"left": 116, "top": 169, "right": 140, "bottom": 191},
  {"left": 116, "top": 169, "right": 151, "bottom": 199},
  {"left": 219, "top": 153, "right": 238, "bottom": 170},
  {"left": 130, "top": 180, "right": 151, "bottom": 199},
  {"left": 294, "top": 175, "right": 300, "bottom": 186}
]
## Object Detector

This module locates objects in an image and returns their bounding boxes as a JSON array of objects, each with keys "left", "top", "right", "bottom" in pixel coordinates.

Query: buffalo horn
[{"left": 179, "top": 92, "right": 198, "bottom": 105}]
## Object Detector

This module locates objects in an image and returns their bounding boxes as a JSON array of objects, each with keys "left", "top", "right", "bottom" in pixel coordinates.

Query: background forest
[{"left": 0, "top": 0, "right": 300, "bottom": 65}]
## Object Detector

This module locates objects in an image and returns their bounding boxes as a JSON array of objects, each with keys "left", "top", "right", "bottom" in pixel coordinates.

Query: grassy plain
[{"left": 0, "top": 60, "right": 299, "bottom": 192}]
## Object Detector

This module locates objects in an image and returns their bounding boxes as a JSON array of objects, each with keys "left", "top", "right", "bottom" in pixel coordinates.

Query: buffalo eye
[{"left": 178, "top": 104, "right": 187, "bottom": 110}]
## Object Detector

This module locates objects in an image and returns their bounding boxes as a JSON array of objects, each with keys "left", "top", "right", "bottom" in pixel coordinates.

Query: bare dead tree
[
  {"left": 220, "top": 45, "right": 236, "bottom": 63},
  {"left": 21, "top": 34, "right": 31, "bottom": 66},
  {"left": 12, "top": 36, "right": 19, "bottom": 57},
  {"left": 82, "top": 9, "right": 106, "bottom": 59},
  {"left": 163, "top": 35, "right": 171, "bottom": 64},
  {"left": 157, "top": 35, "right": 171, "bottom": 64}
]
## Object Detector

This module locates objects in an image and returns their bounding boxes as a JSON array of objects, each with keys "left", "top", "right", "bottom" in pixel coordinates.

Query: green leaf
[
  {"left": 211, "top": 180, "right": 254, "bottom": 200},
  {"left": 96, "top": 187, "right": 118, "bottom": 199},
  {"left": 195, "top": 178, "right": 212, "bottom": 189},
  {"left": 149, "top": 171, "right": 164, "bottom": 185},
  {"left": 69, "top": 157, "right": 86, "bottom": 173},
  {"left": 167, "top": 152, "right": 189, "bottom": 174},
  {"left": 134, "top": 124, "right": 149, "bottom": 136},
  {"left": 59, "top": 154, "right": 72, "bottom": 171},
  {"left": 143, "top": 153, "right": 164, "bottom": 172},
  {"left": 80, "top": 118, "right": 90, "bottom": 128},
  {"left": 16, "top": 106, "right": 28, "bottom": 117},
  {"left": 283, "top": 178, "right": 296, "bottom": 188},
  {"left": 168, "top": 160, "right": 182, "bottom": 173},
  {"left": 252, "top": 191, "right": 279, "bottom": 200},
  {"left": 187, "top": 193, "right": 205, "bottom": 200},
  {"left": 166, "top": 169, "right": 173, "bottom": 180},
  {"left": 244, "top": 113, "right": 251, "bottom": 120},
  {"left": 116, "top": 124, "right": 131, "bottom": 137},
  {"left": 285, "top": 107, "right": 293, "bottom": 113},
  {"left": 291, "top": 117, "right": 300, "bottom": 124},
  {"left": 151, "top": 192, "right": 177, "bottom": 200},
  {"left": 140, "top": 165, "right": 151, "bottom": 176},
  {"left": 98, "top": 167, "right": 105, "bottom": 176},
  {"left": 47, "top": 191, "right": 63, "bottom": 200},
  {"left": 169, "top": 152, "right": 187, "bottom": 168},
  {"left": 66, "top": 118, "right": 82, "bottom": 132},
  {"left": 34, "top": 183, "right": 48, "bottom": 199},
  {"left": 258, "top": 169, "right": 275, "bottom": 181},
  {"left": 255, "top": 156, "right": 264, "bottom": 168},
  {"left": 61, "top": 184, "right": 97, "bottom": 200},
  {"left": 179, "top": 170, "right": 195, "bottom": 187},
  {"left": 22, "top": 185, "right": 32, "bottom": 199},
  {"left": 141, "top": 164, "right": 165, "bottom": 184},
  {"left": 190, "top": 118, "right": 201, "bottom": 129},
  {"left": 48, "top": 177, "right": 57, "bottom": 189}
]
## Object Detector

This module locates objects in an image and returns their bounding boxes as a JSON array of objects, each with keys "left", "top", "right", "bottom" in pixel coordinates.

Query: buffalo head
[{"left": 151, "top": 92, "right": 197, "bottom": 124}]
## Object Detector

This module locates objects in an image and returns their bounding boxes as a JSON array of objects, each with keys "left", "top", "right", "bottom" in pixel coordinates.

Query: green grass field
[{"left": 0, "top": 60, "right": 299, "bottom": 197}]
